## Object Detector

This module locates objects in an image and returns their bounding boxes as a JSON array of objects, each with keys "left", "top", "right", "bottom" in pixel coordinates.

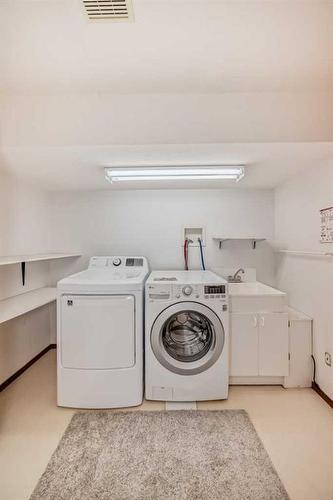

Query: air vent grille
[{"left": 83, "top": 0, "right": 134, "bottom": 21}]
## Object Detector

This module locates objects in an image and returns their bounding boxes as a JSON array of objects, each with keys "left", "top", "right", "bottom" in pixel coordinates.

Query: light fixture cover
[{"left": 105, "top": 166, "right": 245, "bottom": 183}]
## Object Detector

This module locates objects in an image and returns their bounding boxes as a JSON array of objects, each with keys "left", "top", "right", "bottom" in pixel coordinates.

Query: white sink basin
[
  {"left": 228, "top": 281, "right": 287, "bottom": 313},
  {"left": 228, "top": 282, "right": 285, "bottom": 296}
]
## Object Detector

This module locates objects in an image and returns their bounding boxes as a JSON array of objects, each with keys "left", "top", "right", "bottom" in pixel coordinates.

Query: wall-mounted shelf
[
  {"left": 213, "top": 237, "right": 266, "bottom": 250},
  {"left": 0, "top": 287, "right": 57, "bottom": 325},
  {"left": 277, "top": 250, "right": 333, "bottom": 258},
  {"left": 0, "top": 253, "right": 81, "bottom": 285},
  {"left": 0, "top": 253, "right": 81, "bottom": 266}
]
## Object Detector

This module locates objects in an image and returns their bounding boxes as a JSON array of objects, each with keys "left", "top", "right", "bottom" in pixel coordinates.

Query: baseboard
[
  {"left": 0, "top": 343, "right": 56, "bottom": 392},
  {"left": 312, "top": 382, "right": 333, "bottom": 409},
  {"left": 229, "top": 376, "right": 284, "bottom": 385}
]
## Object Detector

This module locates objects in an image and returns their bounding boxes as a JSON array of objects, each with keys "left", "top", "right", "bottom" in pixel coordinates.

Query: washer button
[{"left": 182, "top": 285, "right": 193, "bottom": 296}]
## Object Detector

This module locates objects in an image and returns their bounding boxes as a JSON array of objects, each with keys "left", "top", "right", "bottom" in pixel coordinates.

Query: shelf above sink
[{"left": 213, "top": 237, "right": 266, "bottom": 250}]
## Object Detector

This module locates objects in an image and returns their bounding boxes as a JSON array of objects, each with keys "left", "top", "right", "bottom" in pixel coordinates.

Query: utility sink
[
  {"left": 228, "top": 281, "right": 287, "bottom": 313},
  {"left": 228, "top": 281, "right": 285, "bottom": 296}
]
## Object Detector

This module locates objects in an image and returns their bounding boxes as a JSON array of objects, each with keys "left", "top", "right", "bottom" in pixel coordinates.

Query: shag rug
[{"left": 31, "top": 410, "right": 289, "bottom": 500}]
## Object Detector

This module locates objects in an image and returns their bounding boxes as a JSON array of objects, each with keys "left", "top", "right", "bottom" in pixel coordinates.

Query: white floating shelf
[
  {"left": 0, "top": 287, "right": 57, "bottom": 325},
  {"left": 277, "top": 250, "right": 333, "bottom": 258},
  {"left": 0, "top": 253, "right": 81, "bottom": 266},
  {"left": 213, "top": 237, "right": 266, "bottom": 249},
  {"left": 0, "top": 253, "right": 81, "bottom": 286}
]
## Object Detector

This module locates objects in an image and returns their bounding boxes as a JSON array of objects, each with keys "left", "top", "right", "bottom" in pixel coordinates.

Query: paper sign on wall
[{"left": 320, "top": 206, "right": 333, "bottom": 243}]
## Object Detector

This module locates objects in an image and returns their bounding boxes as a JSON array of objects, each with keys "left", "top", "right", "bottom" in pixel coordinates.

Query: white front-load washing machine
[
  {"left": 57, "top": 256, "right": 149, "bottom": 408},
  {"left": 145, "top": 270, "right": 229, "bottom": 401}
]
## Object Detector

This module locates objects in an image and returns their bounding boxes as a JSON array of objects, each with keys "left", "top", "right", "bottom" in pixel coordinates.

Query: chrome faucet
[{"left": 228, "top": 268, "right": 245, "bottom": 283}]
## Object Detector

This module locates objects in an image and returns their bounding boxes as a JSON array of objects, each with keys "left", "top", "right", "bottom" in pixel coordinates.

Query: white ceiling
[
  {"left": 0, "top": 1, "right": 332, "bottom": 191},
  {"left": 2, "top": 142, "right": 333, "bottom": 191},
  {"left": 1, "top": 0, "right": 333, "bottom": 94}
]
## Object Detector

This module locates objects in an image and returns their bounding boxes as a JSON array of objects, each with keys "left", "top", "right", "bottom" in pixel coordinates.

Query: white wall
[
  {"left": 0, "top": 171, "right": 53, "bottom": 384},
  {"left": 275, "top": 163, "right": 333, "bottom": 399},
  {"left": 49, "top": 188, "right": 275, "bottom": 283}
]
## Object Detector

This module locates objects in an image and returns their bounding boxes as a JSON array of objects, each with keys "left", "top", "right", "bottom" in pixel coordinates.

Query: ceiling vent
[{"left": 82, "top": 0, "right": 134, "bottom": 21}]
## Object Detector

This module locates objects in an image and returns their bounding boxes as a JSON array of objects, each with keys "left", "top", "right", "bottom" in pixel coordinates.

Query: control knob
[
  {"left": 113, "top": 258, "right": 121, "bottom": 267},
  {"left": 182, "top": 285, "right": 193, "bottom": 296}
]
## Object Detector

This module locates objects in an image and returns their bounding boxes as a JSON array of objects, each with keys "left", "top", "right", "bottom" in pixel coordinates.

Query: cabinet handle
[
  {"left": 253, "top": 315, "right": 258, "bottom": 328},
  {"left": 260, "top": 315, "right": 265, "bottom": 327}
]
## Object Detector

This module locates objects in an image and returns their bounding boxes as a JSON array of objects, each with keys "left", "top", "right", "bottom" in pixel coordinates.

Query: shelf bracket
[
  {"left": 21, "top": 262, "right": 26, "bottom": 286},
  {"left": 218, "top": 239, "right": 229, "bottom": 249}
]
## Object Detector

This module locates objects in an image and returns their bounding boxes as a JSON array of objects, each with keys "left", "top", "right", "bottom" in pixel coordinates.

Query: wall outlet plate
[{"left": 325, "top": 352, "right": 331, "bottom": 367}]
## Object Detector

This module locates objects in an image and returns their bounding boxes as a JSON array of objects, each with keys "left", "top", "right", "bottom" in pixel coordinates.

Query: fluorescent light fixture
[{"left": 105, "top": 166, "right": 245, "bottom": 183}]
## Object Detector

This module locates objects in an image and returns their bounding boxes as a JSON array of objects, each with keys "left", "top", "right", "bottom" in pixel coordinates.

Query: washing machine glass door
[{"left": 151, "top": 301, "right": 224, "bottom": 375}]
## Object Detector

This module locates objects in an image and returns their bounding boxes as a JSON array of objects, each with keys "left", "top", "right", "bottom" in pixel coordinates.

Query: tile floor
[{"left": 0, "top": 349, "right": 332, "bottom": 500}]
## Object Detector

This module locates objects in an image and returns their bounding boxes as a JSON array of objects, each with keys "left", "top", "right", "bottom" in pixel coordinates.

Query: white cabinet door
[
  {"left": 230, "top": 313, "right": 258, "bottom": 376},
  {"left": 258, "top": 313, "right": 289, "bottom": 376},
  {"left": 60, "top": 294, "right": 135, "bottom": 370}
]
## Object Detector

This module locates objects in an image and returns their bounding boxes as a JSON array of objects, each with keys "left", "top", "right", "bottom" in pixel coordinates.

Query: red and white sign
[{"left": 320, "top": 206, "right": 333, "bottom": 243}]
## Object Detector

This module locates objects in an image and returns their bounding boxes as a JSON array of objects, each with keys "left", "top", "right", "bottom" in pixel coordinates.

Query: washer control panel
[
  {"left": 174, "top": 283, "right": 227, "bottom": 301},
  {"left": 147, "top": 282, "right": 227, "bottom": 303}
]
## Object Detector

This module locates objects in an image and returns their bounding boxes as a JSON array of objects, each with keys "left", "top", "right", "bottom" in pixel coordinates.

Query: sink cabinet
[
  {"left": 230, "top": 313, "right": 258, "bottom": 376},
  {"left": 230, "top": 312, "right": 289, "bottom": 377}
]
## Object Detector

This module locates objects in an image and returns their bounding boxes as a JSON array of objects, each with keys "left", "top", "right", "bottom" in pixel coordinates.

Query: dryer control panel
[{"left": 89, "top": 256, "right": 147, "bottom": 269}]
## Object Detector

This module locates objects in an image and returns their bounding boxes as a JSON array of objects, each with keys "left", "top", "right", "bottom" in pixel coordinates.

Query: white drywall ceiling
[
  {"left": 0, "top": 1, "right": 332, "bottom": 190},
  {"left": 0, "top": 0, "right": 333, "bottom": 93},
  {"left": 1, "top": 142, "right": 333, "bottom": 191}
]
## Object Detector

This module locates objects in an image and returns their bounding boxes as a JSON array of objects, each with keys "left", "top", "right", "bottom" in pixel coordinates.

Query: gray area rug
[{"left": 31, "top": 410, "right": 289, "bottom": 500}]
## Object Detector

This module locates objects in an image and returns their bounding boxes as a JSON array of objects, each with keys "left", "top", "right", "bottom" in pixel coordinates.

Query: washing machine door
[{"left": 151, "top": 301, "right": 225, "bottom": 375}]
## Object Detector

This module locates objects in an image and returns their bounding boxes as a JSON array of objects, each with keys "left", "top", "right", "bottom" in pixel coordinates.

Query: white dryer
[
  {"left": 145, "top": 270, "right": 229, "bottom": 401},
  {"left": 57, "top": 256, "right": 149, "bottom": 408}
]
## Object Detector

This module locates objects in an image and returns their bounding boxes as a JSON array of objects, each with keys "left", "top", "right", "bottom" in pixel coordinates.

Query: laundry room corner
[{"left": 0, "top": 171, "right": 56, "bottom": 387}]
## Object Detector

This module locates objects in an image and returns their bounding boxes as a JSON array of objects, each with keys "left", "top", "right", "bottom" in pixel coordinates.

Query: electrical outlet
[{"left": 325, "top": 352, "right": 331, "bottom": 367}]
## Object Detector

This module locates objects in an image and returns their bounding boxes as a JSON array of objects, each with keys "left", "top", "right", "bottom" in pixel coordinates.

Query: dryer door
[
  {"left": 60, "top": 294, "right": 135, "bottom": 370},
  {"left": 151, "top": 301, "right": 224, "bottom": 375}
]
